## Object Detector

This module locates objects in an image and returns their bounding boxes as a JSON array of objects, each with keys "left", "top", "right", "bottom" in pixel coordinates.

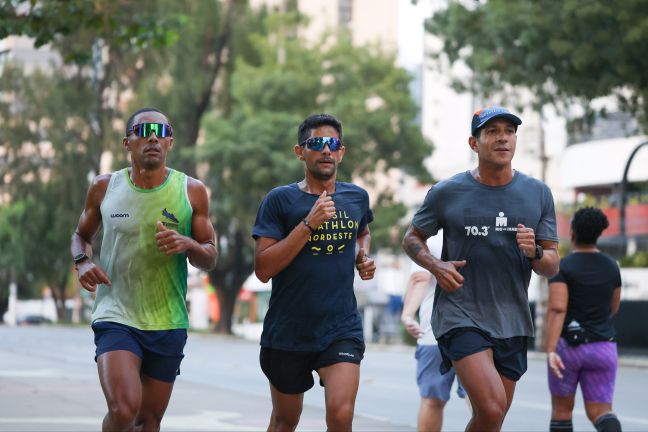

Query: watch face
[{"left": 73, "top": 253, "right": 87, "bottom": 264}]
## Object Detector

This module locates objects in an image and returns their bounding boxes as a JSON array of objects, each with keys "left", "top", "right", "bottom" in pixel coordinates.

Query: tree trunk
[
  {"left": 50, "top": 271, "right": 70, "bottom": 322},
  {"left": 208, "top": 227, "right": 254, "bottom": 334},
  {"left": 213, "top": 288, "right": 237, "bottom": 334}
]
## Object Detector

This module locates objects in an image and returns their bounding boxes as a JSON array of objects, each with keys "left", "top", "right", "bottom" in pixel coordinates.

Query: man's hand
[
  {"left": 156, "top": 221, "right": 194, "bottom": 255},
  {"left": 548, "top": 351, "right": 565, "bottom": 379},
  {"left": 516, "top": 224, "right": 537, "bottom": 258},
  {"left": 434, "top": 260, "right": 466, "bottom": 292},
  {"left": 76, "top": 261, "right": 110, "bottom": 293},
  {"left": 355, "top": 247, "right": 375, "bottom": 280},
  {"left": 402, "top": 315, "right": 423, "bottom": 339},
  {"left": 304, "top": 190, "right": 336, "bottom": 229}
]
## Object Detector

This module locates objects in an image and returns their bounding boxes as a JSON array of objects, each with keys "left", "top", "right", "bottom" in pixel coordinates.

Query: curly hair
[{"left": 571, "top": 207, "right": 609, "bottom": 245}]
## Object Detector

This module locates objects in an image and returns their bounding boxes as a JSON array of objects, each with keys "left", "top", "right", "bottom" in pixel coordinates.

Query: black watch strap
[
  {"left": 529, "top": 244, "right": 543, "bottom": 261},
  {"left": 73, "top": 253, "right": 89, "bottom": 265}
]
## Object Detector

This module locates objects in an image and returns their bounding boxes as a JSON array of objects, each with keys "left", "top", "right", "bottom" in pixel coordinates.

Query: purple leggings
[{"left": 547, "top": 338, "right": 617, "bottom": 403}]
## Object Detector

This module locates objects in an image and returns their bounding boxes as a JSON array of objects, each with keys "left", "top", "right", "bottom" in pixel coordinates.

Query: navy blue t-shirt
[
  {"left": 549, "top": 252, "right": 622, "bottom": 341},
  {"left": 252, "top": 182, "right": 373, "bottom": 351}
]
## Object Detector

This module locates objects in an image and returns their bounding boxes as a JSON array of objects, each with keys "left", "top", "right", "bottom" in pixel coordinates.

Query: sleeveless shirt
[{"left": 92, "top": 168, "right": 192, "bottom": 330}]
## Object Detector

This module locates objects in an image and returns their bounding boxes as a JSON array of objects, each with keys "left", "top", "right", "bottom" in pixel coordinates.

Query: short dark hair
[
  {"left": 571, "top": 207, "right": 609, "bottom": 245},
  {"left": 125, "top": 107, "right": 166, "bottom": 136},
  {"left": 297, "top": 113, "right": 342, "bottom": 144}
]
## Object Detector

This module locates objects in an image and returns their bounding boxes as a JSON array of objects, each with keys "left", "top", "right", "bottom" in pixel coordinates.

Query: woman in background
[{"left": 546, "top": 207, "right": 622, "bottom": 432}]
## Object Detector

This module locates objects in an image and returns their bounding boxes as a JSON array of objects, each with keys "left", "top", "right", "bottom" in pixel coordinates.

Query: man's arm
[
  {"left": 355, "top": 226, "right": 375, "bottom": 280},
  {"left": 516, "top": 224, "right": 559, "bottom": 277},
  {"left": 532, "top": 240, "right": 560, "bottom": 277},
  {"left": 402, "top": 225, "right": 465, "bottom": 292},
  {"left": 70, "top": 174, "right": 112, "bottom": 292},
  {"left": 156, "top": 177, "right": 218, "bottom": 271},
  {"left": 255, "top": 190, "right": 335, "bottom": 282},
  {"left": 401, "top": 271, "right": 430, "bottom": 338}
]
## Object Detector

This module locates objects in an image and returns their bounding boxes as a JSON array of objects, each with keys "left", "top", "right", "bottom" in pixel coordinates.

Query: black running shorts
[
  {"left": 260, "top": 338, "right": 365, "bottom": 394},
  {"left": 437, "top": 327, "right": 528, "bottom": 381}
]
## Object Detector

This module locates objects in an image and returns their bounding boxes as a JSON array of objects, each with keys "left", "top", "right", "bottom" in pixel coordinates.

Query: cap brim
[{"left": 475, "top": 113, "right": 522, "bottom": 131}]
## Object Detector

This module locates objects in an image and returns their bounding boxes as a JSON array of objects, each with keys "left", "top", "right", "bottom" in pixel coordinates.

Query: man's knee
[
  {"left": 595, "top": 413, "right": 622, "bottom": 432},
  {"left": 136, "top": 412, "right": 163, "bottom": 431},
  {"left": 107, "top": 401, "right": 139, "bottom": 428},
  {"left": 420, "top": 397, "right": 446, "bottom": 409},
  {"left": 270, "top": 409, "right": 301, "bottom": 432},
  {"left": 326, "top": 401, "right": 355, "bottom": 428},
  {"left": 473, "top": 397, "right": 507, "bottom": 426}
]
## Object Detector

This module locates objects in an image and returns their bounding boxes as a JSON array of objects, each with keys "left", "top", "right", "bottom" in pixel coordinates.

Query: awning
[{"left": 560, "top": 135, "right": 648, "bottom": 189}]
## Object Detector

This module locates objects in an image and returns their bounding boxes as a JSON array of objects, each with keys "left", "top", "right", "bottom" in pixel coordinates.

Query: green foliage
[
  {"left": 0, "top": 0, "right": 184, "bottom": 314},
  {"left": 200, "top": 28, "right": 431, "bottom": 256},
  {"left": 619, "top": 251, "right": 648, "bottom": 268},
  {"left": 0, "top": 0, "right": 181, "bottom": 57},
  {"left": 427, "top": 0, "right": 648, "bottom": 128},
  {"left": 0, "top": 64, "right": 95, "bottom": 301},
  {"left": 133, "top": 0, "right": 239, "bottom": 175}
]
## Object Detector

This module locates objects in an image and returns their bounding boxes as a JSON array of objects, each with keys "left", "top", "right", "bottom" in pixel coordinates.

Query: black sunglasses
[{"left": 300, "top": 136, "right": 342, "bottom": 152}]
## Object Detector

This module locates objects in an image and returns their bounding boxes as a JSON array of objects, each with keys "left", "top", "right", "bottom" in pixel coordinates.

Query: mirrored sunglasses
[
  {"left": 130, "top": 122, "right": 173, "bottom": 138},
  {"left": 301, "top": 136, "right": 342, "bottom": 152}
]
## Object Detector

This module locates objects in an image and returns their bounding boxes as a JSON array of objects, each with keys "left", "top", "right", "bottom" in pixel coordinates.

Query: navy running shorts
[{"left": 92, "top": 321, "right": 187, "bottom": 383}]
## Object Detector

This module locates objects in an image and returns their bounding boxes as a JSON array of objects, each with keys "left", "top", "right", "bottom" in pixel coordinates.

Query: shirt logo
[
  {"left": 161, "top": 208, "right": 179, "bottom": 229},
  {"left": 163, "top": 208, "right": 179, "bottom": 223},
  {"left": 307, "top": 210, "right": 359, "bottom": 256},
  {"left": 495, "top": 211, "right": 508, "bottom": 227},
  {"left": 110, "top": 213, "right": 130, "bottom": 218},
  {"left": 338, "top": 351, "right": 355, "bottom": 358}
]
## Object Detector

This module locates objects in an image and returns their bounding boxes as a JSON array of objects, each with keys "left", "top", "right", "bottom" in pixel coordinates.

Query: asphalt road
[{"left": 1, "top": 325, "right": 647, "bottom": 431}]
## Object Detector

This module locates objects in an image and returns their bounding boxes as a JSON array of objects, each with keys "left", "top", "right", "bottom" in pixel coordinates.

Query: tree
[
  {"left": 426, "top": 0, "right": 648, "bottom": 130},
  {"left": 1, "top": 0, "right": 179, "bottom": 54},
  {"left": 133, "top": 0, "right": 248, "bottom": 177},
  {"left": 198, "top": 27, "right": 432, "bottom": 333},
  {"left": 0, "top": 0, "right": 184, "bottom": 319},
  {"left": 0, "top": 64, "right": 101, "bottom": 318}
]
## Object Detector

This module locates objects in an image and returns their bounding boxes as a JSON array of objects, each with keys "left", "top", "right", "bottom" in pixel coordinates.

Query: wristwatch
[
  {"left": 73, "top": 253, "right": 89, "bottom": 265},
  {"left": 529, "top": 244, "right": 543, "bottom": 261}
]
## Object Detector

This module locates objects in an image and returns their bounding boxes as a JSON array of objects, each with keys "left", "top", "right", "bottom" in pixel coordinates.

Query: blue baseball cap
[{"left": 471, "top": 106, "right": 522, "bottom": 136}]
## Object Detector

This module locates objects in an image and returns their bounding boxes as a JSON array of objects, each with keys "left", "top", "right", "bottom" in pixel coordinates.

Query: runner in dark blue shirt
[{"left": 252, "top": 113, "right": 375, "bottom": 432}]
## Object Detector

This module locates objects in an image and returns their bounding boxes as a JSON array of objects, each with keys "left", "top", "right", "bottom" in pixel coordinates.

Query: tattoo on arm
[{"left": 403, "top": 237, "right": 423, "bottom": 258}]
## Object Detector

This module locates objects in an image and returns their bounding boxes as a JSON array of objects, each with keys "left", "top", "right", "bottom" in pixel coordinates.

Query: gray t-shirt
[{"left": 412, "top": 171, "right": 558, "bottom": 339}]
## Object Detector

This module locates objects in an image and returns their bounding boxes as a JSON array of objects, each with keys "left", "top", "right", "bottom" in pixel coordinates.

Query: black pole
[{"left": 619, "top": 140, "right": 648, "bottom": 254}]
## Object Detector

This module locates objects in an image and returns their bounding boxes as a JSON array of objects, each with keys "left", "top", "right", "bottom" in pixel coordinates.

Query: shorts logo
[
  {"left": 338, "top": 351, "right": 355, "bottom": 358},
  {"left": 110, "top": 213, "right": 129, "bottom": 218}
]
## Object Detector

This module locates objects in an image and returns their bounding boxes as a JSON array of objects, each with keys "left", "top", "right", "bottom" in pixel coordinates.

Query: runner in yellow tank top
[{"left": 70, "top": 108, "right": 218, "bottom": 431}]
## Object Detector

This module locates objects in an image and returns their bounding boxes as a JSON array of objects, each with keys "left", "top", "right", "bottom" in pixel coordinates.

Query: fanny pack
[{"left": 564, "top": 326, "right": 615, "bottom": 346}]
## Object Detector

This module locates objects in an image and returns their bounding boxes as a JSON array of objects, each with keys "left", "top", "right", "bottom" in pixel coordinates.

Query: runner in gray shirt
[{"left": 403, "top": 106, "right": 559, "bottom": 432}]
